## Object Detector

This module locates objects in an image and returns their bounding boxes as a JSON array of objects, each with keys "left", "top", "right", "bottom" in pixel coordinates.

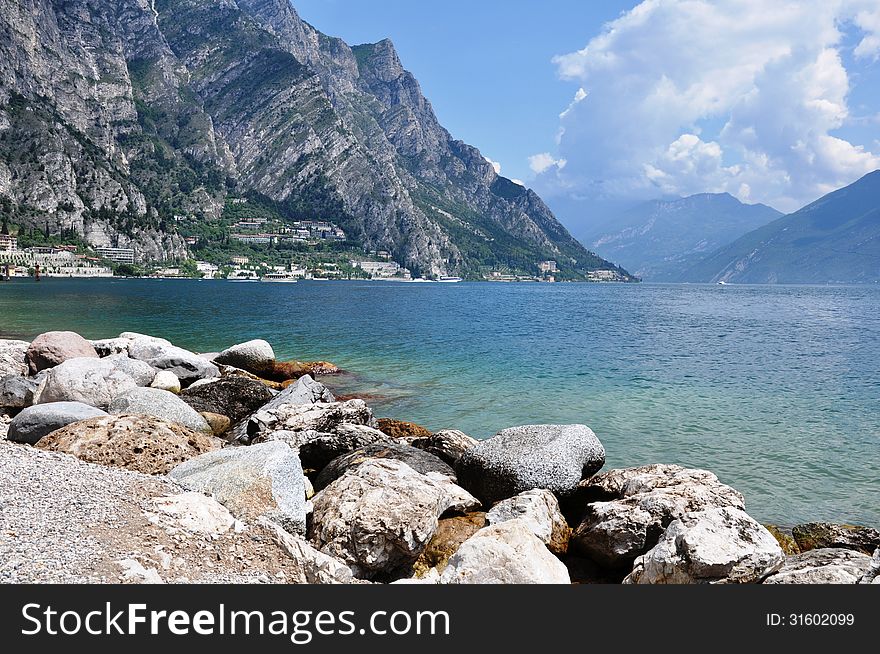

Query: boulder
[
  {"left": 412, "top": 513, "right": 487, "bottom": 578},
  {"left": 104, "top": 355, "right": 157, "bottom": 386},
  {"left": 623, "top": 507, "right": 784, "bottom": 584},
  {"left": 487, "top": 489, "right": 571, "bottom": 555},
  {"left": 297, "top": 424, "right": 392, "bottom": 473},
  {"left": 33, "top": 357, "right": 140, "bottom": 409},
  {"left": 309, "top": 459, "right": 478, "bottom": 578},
  {"left": 7, "top": 402, "right": 108, "bottom": 445},
  {"left": 26, "top": 331, "right": 98, "bottom": 374},
  {"left": 246, "top": 399, "right": 376, "bottom": 443},
  {"left": 0, "top": 340, "right": 29, "bottom": 377},
  {"left": 150, "top": 370, "right": 181, "bottom": 394},
  {"left": 439, "top": 520, "right": 572, "bottom": 584},
  {"left": 0, "top": 374, "right": 39, "bottom": 411},
  {"left": 89, "top": 338, "right": 131, "bottom": 357},
  {"left": 127, "top": 335, "right": 219, "bottom": 385},
  {"left": 858, "top": 549, "right": 879, "bottom": 584},
  {"left": 147, "top": 493, "right": 238, "bottom": 536},
  {"left": 410, "top": 429, "right": 478, "bottom": 466},
  {"left": 180, "top": 377, "right": 274, "bottom": 424},
  {"left": 261, "top": 519, "right": 355, "bottom": 584},
  {"left": 35, "top": 414, "right": 221, "bottom": 474},
  {"left": 269, "top": 360, "right": 340, "bottom": 382},
  {"left": 201, "top": 412, "right": 231, "bottom": 436},
  {"left": 763, "top": 549, "right": 873, "bottom": 584},
  {"left": 791, "top": 522, "right": 880, "bottom": 555},
  {"left": 314, "top": 442, "right": 455, "bottom": 491},
  {"left": 109, "top": 387, "right": 212, "bottom": 433},
  {"left": 455, "top": 424, "right": 605, "bottom": 505},
  {"left": 764, "top": 524, "right": 800, "bottom": 555},
  {"left": 214, "top": 339, "right": 276, "bottom": 376},
  {"left": 571, "top": 464, "right": 746, "bottom": 568},
  {"left": 377, "top": 418, "right": 432, "bottom": 440},
  {"left": 169, "top": 441, "right": 307, "bottom": 535},
  {"left": 259, "top": 374, "right": 335, "bottom": 413}
]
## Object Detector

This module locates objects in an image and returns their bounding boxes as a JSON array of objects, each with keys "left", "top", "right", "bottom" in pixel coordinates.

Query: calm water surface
[{"left": 1, "top": 278, "right": 878, "bottom": 527}]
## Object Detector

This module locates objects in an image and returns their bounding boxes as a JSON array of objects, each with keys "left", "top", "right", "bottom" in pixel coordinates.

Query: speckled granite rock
[
  {"left": 763, "top": 548, "right": 873, "bottom": 584},
  {"left": 8, "top": 402, "right": 108, "bottom": 444},
  {"left": 455, "top": 424, "right": 605, "bottom": 505},
  {"left": 109, "top": 387, "right": 212, "bottom": 433}
]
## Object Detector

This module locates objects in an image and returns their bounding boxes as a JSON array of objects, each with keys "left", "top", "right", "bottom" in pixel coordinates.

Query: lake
[{"left": 2, "top": 278, "right": 878, "bottom": 528}]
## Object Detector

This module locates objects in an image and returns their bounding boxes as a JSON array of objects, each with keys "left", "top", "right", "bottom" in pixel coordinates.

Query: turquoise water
[{"left": 1, "top": 278, "right": 878, "bottom": 527}]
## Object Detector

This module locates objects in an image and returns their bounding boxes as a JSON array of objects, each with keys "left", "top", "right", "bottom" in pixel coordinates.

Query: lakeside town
[{"left": 0, "top": 231, "right": 621, "bottom": 283}]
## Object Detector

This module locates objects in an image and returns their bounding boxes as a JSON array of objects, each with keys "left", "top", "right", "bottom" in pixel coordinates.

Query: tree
[{"left": 0, "top": 216, "right": 8, "bottom": 235}]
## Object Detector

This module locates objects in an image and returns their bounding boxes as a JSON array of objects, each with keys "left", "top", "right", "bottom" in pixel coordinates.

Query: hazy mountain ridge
[
  {"left": 680, "top": 171, "right": 880, "bottom": 284},
  {"left": 0, "top": 0, "right": 628, "bottom": 277},
  {"left": 587, "top": 193, "right": 782, "bottom": 281}
]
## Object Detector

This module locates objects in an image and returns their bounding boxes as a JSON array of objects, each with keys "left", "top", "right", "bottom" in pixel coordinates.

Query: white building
[
  {"left": 538, "top": 260, "right": 558, "bottom": 274},
  {"left": 352, "top": 260, "right": 402, "bottom": 278},
  {"left": 96, "top": 246, "right": 136, "bottom": 264},
  {"left": 196, "top": 261, "right": 219, "bottom": 277},
  {"left": 0, "top": 234, "right": 17, "bottom": 252}
]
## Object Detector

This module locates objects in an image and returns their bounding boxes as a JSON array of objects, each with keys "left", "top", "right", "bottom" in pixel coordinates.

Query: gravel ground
[{"left": 0, "top": 440, "right": 305, "bottom": 583}]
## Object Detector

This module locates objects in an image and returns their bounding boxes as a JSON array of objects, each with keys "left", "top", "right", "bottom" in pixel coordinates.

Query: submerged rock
[
  {"left": 763, "top": 548, "right": 873, "bottom": 584},
  {"left": 571, "top": 464, "right": 746, "bottom": 568},
  {"left": 169, "top": 441, "right": 307, "bottom": 535},
  {"left": 109, "top": 387, "right": 212, "bottom": 433},
  {"left": 624, "top": 507, "right": 784, "bottom": 584},
  {"left": 487, "top": 489, "right": 571, "bottom": 555},
  {"left": 8, "top": 401, "right": 108, "bottom": 444},
  {"left": 455, "top": 424, "right": 606, "bottom": 505},
  {"left": 310, "top": 459, "right": 478, "bottom": 578},
  {"left": 35, "top": 414, "right": 221, "bottom": 474},
  {"left": 440, "top": 520, "right": 571, "bottom": 584},
  {"left": 791, "top": 522, "right": 880, "bottom": 555},
  {"left": 26, "top": 331, "right": 98, "bottom": 374},
  {"left": 214, "top": 339, "right": 276, "bottom": 376},
  {"left": 377, "top": 418, "right": 432, "bottom": 440}
]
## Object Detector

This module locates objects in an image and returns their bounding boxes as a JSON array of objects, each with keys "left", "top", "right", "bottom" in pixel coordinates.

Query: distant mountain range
[
  {"left": 586, "top": 193, "right": 782, "bottom": 281},
  {"left": 681, "top": 171, "right": 880, "bottom": 284}
]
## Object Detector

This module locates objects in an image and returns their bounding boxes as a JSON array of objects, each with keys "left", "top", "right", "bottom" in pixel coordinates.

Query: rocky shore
[{"left": 1, "top": 331, "right": 878, "bottom": 584}]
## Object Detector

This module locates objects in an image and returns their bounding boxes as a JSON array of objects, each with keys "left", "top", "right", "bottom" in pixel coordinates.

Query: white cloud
[
  {"left": 537, "top": 0, "right": 880, "bottom": 213},
  {"left": 529, "top": 152, "right": 567, "bottom": 174},
  {"left": 484, "top": 157, "right": 502, "bottom": 174}
]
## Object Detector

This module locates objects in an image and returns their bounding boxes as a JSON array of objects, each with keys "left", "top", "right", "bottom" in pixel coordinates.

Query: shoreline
[{"left": 1, "top": 329, "right": 877, "bottom": 584}]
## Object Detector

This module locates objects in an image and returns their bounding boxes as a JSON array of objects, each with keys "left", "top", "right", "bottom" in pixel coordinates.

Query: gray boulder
[
  {"left": 127, "top": 335, "right": 219, "bottom": 385},
  {"left": 180, "top": 377, "right": 275, "bottom": 424},
  {"left": 297, "top": 424, "right": 392, "bottom": 472},
  {"left": 0, "top": 340, "right": 29, "bottom": 377},
  {"left": 858, "top": 549, "right": 879, "bottom": 584},
  {"left": 439, "top": 520, "right": 571, "bottom": 584},
  {"left": 314, "top": 441, "right": 455, "bottom": 491},
  {"left": 624, "top": 507, "right": 784, "bottom": 584},
  {"left": 0, "top": 375, "right": 39, "bottom": 411},
  {"left": 33, "top": 358, "right": 140, "bottom": 409},
  {"left": 105, "top": 354, "right": 157, "bottom": 386},
  {"left": 89, "top": 338, "right": 131, "bottom": 357},
  {"left": 260, "top": 374, "right": 335, "bottom": 412},
  {"left": 572, "top": 464, "right": 746, "bottom": 568},
  {"left": 169, "top": 441, "right": 307, "bottom": 535},
  {"left": 214, "top": 339, "right": 276, "bottom": 376},
  {"left": 109, "top": 387, "right": 212, "bottom": 433},
  {"left": 310, "top": 459, "right": 479, "bottom": 578},
  {"left": 26, "top": 331, "right": 98, "bottom": 374},
  {"left": 455, "top": 424, "right": 605, "bottom": 505},
  {"left": 791, "top": 522, "right": 880, "bottom": 555},
  {"left": 411, "top": 429, "right": 478, "bottom": 466},
  {"left": 763, "top": 548, "right": 873, "bottom": 584},
  {"left": 247, "top": 399, "right": 376, "bottom": 441},
  {"left": 7, "top": 401, "right": 108, "bottom": 444},
  {"left": 486, "top": 489, "right": 571, "bottom": 555}
]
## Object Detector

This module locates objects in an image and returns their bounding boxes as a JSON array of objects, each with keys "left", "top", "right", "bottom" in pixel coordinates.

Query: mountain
[
  {"left": 0, "top": 0, "right": 630, "bottom": 279},
  {"left": 585, "top": 193, "right": 782, "bottom": 281},
  {"left": 679, "top": 172, "right": 880, "bottom": 284}
]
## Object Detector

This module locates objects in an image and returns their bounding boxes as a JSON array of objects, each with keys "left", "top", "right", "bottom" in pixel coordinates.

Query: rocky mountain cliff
[
  {"left": 0, "top": 0, "right": 628, "bottom": 277},
  {"left": 680, "top": 171, "right": 880, "bottom": 284},
  {"left": 586, "top": 193, "right": 782, "bottom": 281}
]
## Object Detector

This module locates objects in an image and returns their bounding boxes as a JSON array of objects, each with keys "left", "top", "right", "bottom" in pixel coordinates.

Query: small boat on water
[
  {"left": 260, "top": 272, "right": 299, "bottom": 283},
  {"left": 718, "top": 280, "right": 728, "bottom": 286},
  {"left": 438, "top": 276, "right": 463, "bottom": 283}
]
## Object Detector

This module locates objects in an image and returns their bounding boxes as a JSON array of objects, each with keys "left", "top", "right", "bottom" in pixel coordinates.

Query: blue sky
[{"left": 294, "top": 1, "right": 880, "bottom": 235}]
